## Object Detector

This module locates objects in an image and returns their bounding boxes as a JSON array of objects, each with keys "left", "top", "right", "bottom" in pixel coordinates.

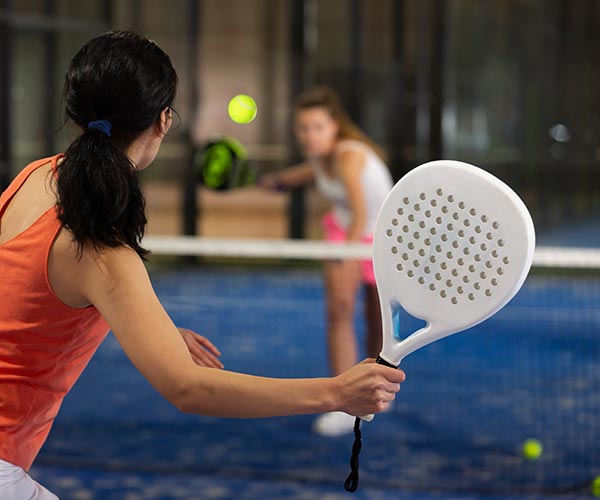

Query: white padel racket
[{"left": 344, "top": 160, "right": 535, "bottom": 492}]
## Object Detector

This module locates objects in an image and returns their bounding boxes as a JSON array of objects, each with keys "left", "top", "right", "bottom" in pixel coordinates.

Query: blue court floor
[{"left": 31, "top": 262, "right": 600, "bottom": 499}]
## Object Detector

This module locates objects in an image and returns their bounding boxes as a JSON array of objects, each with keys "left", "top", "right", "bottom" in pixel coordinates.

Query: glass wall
[{"left": 1, "top": 0, "right": 598, "bottom": 238}]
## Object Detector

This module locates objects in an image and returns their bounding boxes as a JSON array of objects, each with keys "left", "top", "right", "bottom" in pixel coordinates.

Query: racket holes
[
  {"left": 485, "top": 289, "right": 492, "bottom": 297},
  {"left": 492, "top": 250, "right": 499, "bottom": 258},
  {"left": 425, "top": 210, "right": 432, "bottom": 217},
  {"left": 498, "top": 239, "right": 505, "bottom": 247},
  {"left": 440, "top": 290, "right": 447, "bottom": 298},
  {"left": 413, "top": 260, "right": 420, "bottom": 267},
  {"left": 458, "top": 230, "right": 465, "bottom": 238},
  {"left": 481, "top": 215, "right": 488, "bottom": 223},
  {"left": 419, "top": 221, "right": 426, "bottom": 229},
  {"left": 459, "top": 201, "right": 465, "bottom": 209},
  {"left": 419, "top": 193, "right": 427, "bottom": 201},
  {"left": 430, "top": 228, "right": 437, "bottom": 235},
  {"left": 424, "top": 238, "right": 431, "bottom": 246},
  {"left": 468, "top": 293, "right": 475, "bottom": 301},
  {"left": 474, "top": 283, "right": 481, "bottom": 290},
  {"left": 457, "top": 286, "right": 464, "bottom": 294},
  {"left": 386, "top": 229, "right": 393, "bottom": 237},
  {"left": 446, "top": 251, "right": 453, "bottom": 259},
  {"left": 397, "top": 208, "right": 404, "bottom": 216},
  {"left": 447, "top": 223, "right": 454, "bottom": 231},
  {"left": 452, "top": 241, "right": 459, "bottom": 249},
  {"left": 441, "top": 234, "right": 448, "bottom": 242},
  {"left": 462, "top": 276, "right": 470, "bottom": 283},
  {"left": 424, "top": 266, "right": 431, "bottom": 274},
  {"left": 430, "top": 256, "right": 437, "bottom": 263},
  {"left": 396, "top": 263, "right": 403, "bottom": 271},
  {"left": 402, "top": 253, "right": 409, "bottom": 261},
  {"left": 414, "top": 203, "right": 421, "bottom": 211},
  {"left": 435, "top": 273, "right": 442, "bottom": 281},
  {"left": 436, "top": 188, "right": 443, "bottom": 196},
  {"left": 480, "top": 272, "right": 487, "bottom": 279},
  {"left": 407, "top": 270, "right": 414, "bottom": 278},
  {"left": 441, "top": 206, "right": 449, "bottom": 214},
  {"left": 503, "top": 256, "right": 510, "bottom": 264},
  {"left": 436, "top": 217, "right": 443, "bottom": 224},
  {"left": 464, "top": 220, "right": 471, "bottom": 227},
  {"left": 430, "top": 199, "right": 438, "bottom": 207},
  {"left": 397, "top": 235, "right": 404, "bottom": 243},
  {"left": 391, "top": 247, "right": 398, "bottom": 254},
  {"left": 457, "top": 258, "right": 465, "bottom": 266},
  {"left": 441, "top": 262, "right": 448, "bottom": 270},
  {"left": 492, "top": 221, "right": 500, "bottom": 229},
  {"left": 475, "top": 226, "right": 482, "bottom": 233},
  {"left": 468, "top": 265, "right": 475, "bottom": 272},
  {"left": 451, "top": 297, "right": 458, "bottom": 305},
  {"left": 403, "top": 197, "right": 410, "bottom": 205},
  {"left": 452, "top": 212, "right": 459, "bottom": 220},
  {"left": 491, "top": 278, "right": 498, "bottom": 286},
  {"left": 480, "top": 243, "right": 487, "bottom": 251},
  {"left": 463, "top": 248, "right": 470, "bottom": 255},
  {"left": 392, "top": 218, "right": 398, "bottom": 226},
  {"left": 451, "top": 269, "right": 459, "bottom": 277},
  {"left": 403, "top": 225, "right": 409, "bottom": 233},
  {"left": 485, "top": 261, "right": 492, "bottom": 269},
  {"left": 469, "top": 208, "right": 477, "bottom": 216},
  {"left": 429, "top": 284, "right": 436, "bottom": 291},
  {"left": 408, "top": 242, "right": 415, "bottom": 250},
  {"left": 418, "top": 277, "right": 425, "bottom": 284},
  {"left": 474, "top": 254, "right": 482, "bottom": 262},
  {"left": 497, "top": 267, "right": 504, "bottom": 275},
  {"left": 413, "top": 232, "right": 421, "bottom": 239},
  {"left": 486, "top": 232, "right": 493, "bottom": 240},
  {"left": 446, "top": 279, "right": 453, "bottom": 287},
  {"left": 469, "top": 236, "right": 476, "bottom": 244},
  {"left": 408, "top": 214, "right": 415, "bottom": 222}
]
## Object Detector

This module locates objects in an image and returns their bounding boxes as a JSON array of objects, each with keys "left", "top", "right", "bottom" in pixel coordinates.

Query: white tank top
[{"left": 312, "top": 140, "right": 393, "bottom": 235}]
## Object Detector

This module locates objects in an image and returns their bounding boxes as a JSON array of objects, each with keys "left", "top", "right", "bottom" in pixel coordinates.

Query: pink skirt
[{"left": 322, "top": 212, "right": 376, "bottom": 285}]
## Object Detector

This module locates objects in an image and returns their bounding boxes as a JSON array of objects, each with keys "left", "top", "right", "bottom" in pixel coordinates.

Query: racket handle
[
  {"left": 345, "top": 356, "right": 399, "bottom": 492},
  {"left": 359, "top": 355, "right": 399, "bottom": 422}
]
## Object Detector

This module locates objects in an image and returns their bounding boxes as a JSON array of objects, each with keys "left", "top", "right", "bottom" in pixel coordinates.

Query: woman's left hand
[{"left": 178, "top": 328, "right": 224, "bottom": 369}]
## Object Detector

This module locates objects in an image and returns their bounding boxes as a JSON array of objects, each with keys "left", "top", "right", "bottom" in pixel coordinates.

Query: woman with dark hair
[
  {"left": 0, "top": 32, "right": 404, "bottom": 498},
  {"left": 261, "top": 86, "right": 395, "bottom": 437}
]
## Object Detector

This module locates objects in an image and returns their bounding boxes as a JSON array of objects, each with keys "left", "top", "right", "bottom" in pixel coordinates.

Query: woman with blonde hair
[{"left": 261, "top": 86, "right": 394, "bottom": 436}]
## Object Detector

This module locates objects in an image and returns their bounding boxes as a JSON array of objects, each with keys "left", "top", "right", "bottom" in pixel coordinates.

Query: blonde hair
[{"left": 294, "top": 85, "right": 387, "bottom": 163}]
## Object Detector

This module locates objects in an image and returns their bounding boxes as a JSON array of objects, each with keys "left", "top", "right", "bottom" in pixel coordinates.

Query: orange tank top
[{"left": 0, "top": 155, "right": 109, "bottom": 470}]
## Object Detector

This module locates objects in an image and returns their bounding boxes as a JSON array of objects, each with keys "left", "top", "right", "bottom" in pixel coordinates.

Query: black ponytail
[{"left": 57, "top": 31, "right": 178, "bottom": 259}]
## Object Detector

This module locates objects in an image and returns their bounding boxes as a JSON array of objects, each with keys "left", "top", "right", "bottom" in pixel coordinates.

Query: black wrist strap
[{"left": 344, "top": 355, "right": 398, "bottom": 492}]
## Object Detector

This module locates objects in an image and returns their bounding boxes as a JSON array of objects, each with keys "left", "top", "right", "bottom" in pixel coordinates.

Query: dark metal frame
[{"left": 0, "top": 2, "right": 111, "bottom": 191}]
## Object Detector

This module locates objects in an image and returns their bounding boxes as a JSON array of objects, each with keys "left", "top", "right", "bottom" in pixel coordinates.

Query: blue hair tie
[{"left": 88, "top": 120, "right": 112, "bottom": 137}]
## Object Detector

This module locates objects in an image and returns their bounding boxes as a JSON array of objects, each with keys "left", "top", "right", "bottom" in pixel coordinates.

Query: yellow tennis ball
[
  {"left": 522, "top": 439, "right": 543, "bottom": 460},
  {"left": 228, "top": 94, "right": 257, "bottom": 124},
  {"left": 592, "top": 476, "right": 600, "bottom": 496}
]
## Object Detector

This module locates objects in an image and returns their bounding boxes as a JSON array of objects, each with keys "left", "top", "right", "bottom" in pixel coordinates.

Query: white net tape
[{"left": 143, "top": 236, "right": 600, "bottom": 269}]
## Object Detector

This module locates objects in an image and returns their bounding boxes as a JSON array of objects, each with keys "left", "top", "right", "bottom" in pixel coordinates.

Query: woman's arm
[
  {"left": 259, "top": 162, "right": 315, "bottom": 190},
  {"left": 334, "top": 150, "right": 368, "bottom": 241},
  {"left": 77, "top": 246, "right": 404, "bottom": 418}
]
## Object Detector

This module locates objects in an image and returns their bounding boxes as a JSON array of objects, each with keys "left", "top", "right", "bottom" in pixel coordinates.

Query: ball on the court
[
  {"left": 521, "top": 439, "right": 543, "bottom": 460},
  {"left": 227, "top": 94, "right": 257, "bottom": 124},
  {"left": 591, "top": 476, "right": 600, "bottom": 496}
]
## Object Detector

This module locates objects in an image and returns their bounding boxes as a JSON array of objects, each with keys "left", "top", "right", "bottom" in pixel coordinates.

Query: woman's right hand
[{"left": 332, "top": 359, "right": 405, "bottom": 417}]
